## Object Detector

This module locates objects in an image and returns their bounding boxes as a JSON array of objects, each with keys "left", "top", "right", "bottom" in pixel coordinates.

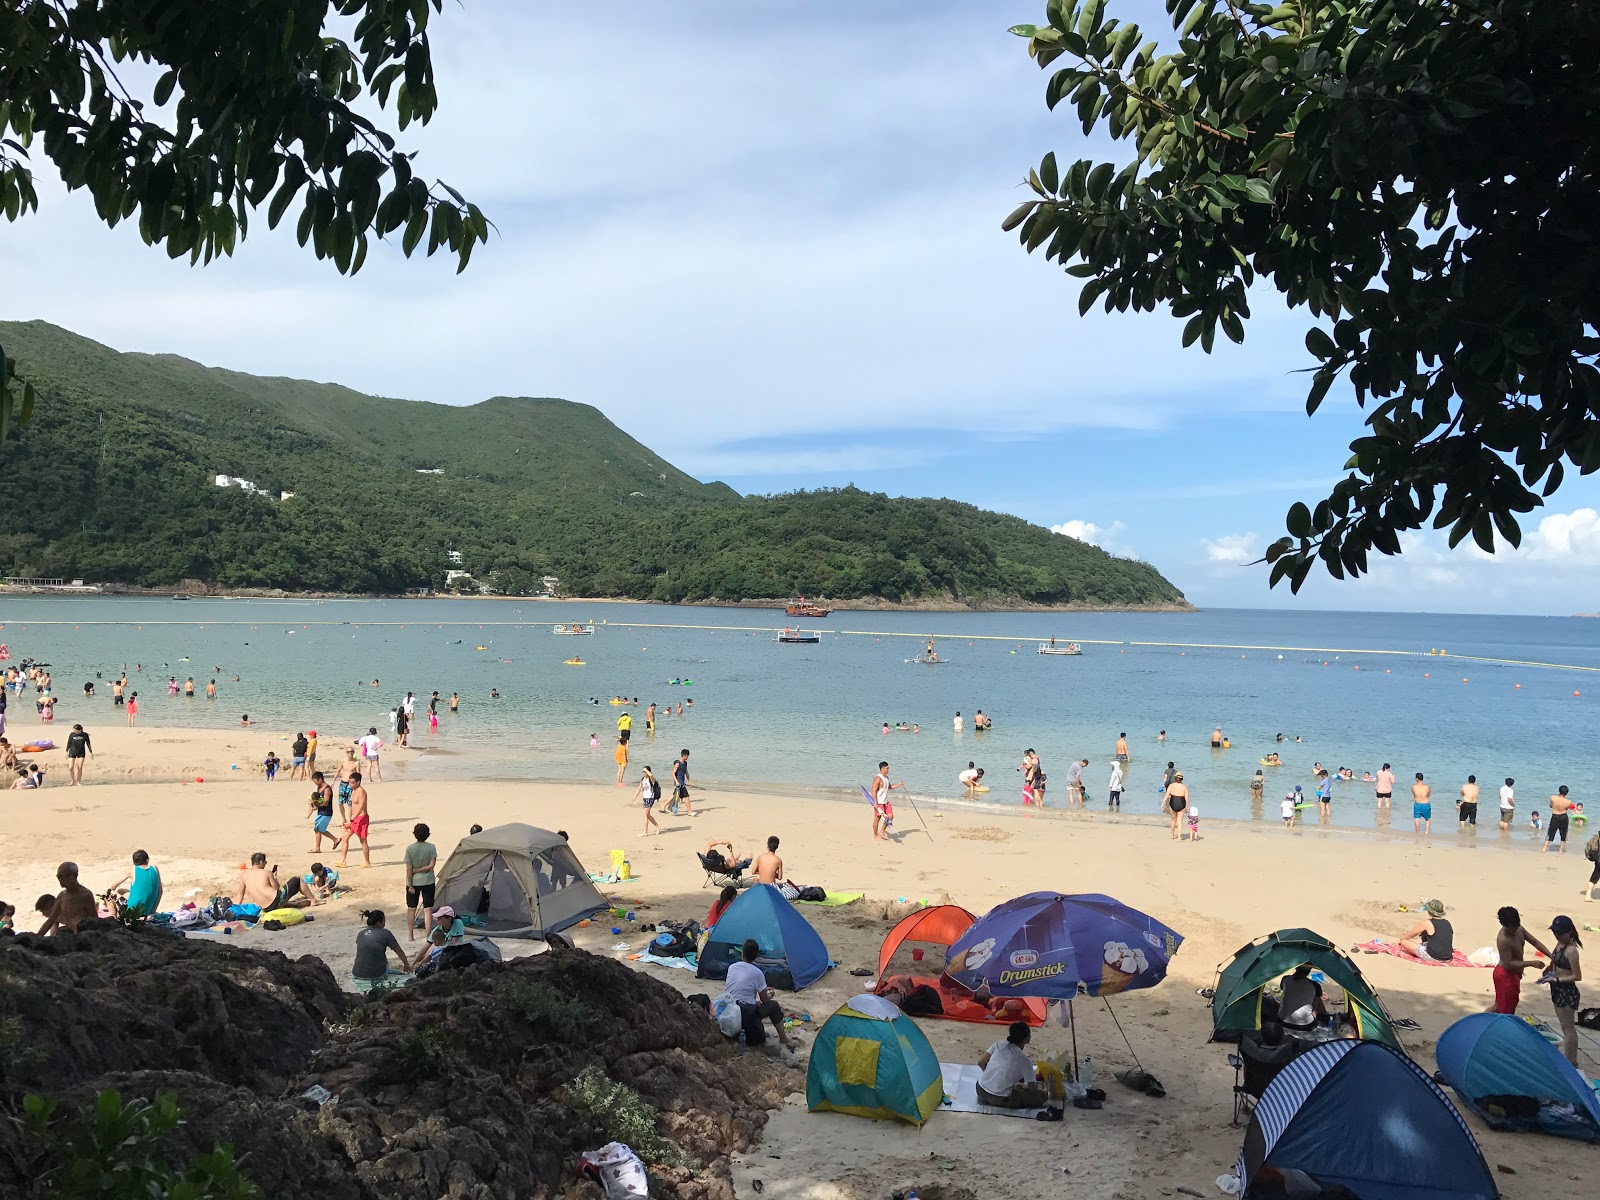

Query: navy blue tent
[
  {"left": 1239, "top": 1040, "right": 1497, "bottom": 1200},
  {"left": 696, "top": 883, "right": 831, "bottom": 991},
  {"left": 1437, "top": 1013, "right": 1600, "bottom": 1141}
]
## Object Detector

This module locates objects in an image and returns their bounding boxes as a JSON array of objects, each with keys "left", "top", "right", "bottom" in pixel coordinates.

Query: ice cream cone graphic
[{"left": 1098, "top": 941, "right": 1148, "bottom": 995}]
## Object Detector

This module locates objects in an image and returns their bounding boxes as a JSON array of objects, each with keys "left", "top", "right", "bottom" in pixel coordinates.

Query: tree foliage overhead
[
  {"left": 0, "top": 321, "right": 1189, "bottom": 608},
  {"left": 1006, "top": 0, "right": 1600, "bottom": 589},
  {"left": 0, "top": 0, "right": 487, "bottom": 280}
]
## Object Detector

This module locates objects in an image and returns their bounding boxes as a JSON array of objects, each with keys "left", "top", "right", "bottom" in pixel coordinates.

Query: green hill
[{"left": 0, "top": 321, "right": 1189, "bottom": 607}]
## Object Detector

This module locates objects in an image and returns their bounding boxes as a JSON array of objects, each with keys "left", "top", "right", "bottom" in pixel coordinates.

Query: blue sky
[{"left": 4, "top": 0, "right": 1599, "bottom": 613}]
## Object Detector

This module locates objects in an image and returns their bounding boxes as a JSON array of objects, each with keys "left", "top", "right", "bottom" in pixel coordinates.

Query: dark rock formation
[{"left": 0, "top": 927, "right": 794, "bottom": 1199}]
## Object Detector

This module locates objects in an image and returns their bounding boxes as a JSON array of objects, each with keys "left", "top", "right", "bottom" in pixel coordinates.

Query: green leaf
[
  {"left": 1002, "top": 200, "right": 1039, "bottom": 232},
  {"left": 1286, "top": 502, "right": 1312, "bottom": 538},
  {"left": 1040, "top": 151, "right": 1059, "bottom": 194},
  {"left": 1244, "top": 177, "right": 1272, "bottom": 204},
  {"left": 1305, "top": 328, "right": 1336, "bottom": 360}
]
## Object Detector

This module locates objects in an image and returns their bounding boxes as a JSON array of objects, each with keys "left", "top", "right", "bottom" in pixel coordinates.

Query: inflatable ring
[{"left": 1258, "top": 757, "right": 1281, "bottom": 766}]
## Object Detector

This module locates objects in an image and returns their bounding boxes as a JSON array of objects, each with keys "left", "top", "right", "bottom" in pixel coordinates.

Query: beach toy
[
  {"left": 231, "top": 764, "right": 238, "bottom": 770},
  {"left": 912, "top": 948, "right": 924, "bottom": 961},
  {"left": 611, "top": 926, "right": 622, "bottom": 935},
  {"left": 194, "top": 776, "right": 204, "bottom": 783},
  {"left": 626, "top": 912, "right": 635, "bottom": 921},
  {"left": 578, "top": 918, "right": 591, "bottom": 928}
]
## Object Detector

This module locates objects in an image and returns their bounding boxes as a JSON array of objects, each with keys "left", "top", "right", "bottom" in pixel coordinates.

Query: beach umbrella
[{"left": 943, "top": 891, "right": 1183, "bottom": 1000}]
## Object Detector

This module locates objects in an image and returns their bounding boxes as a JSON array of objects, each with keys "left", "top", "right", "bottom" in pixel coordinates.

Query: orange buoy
[
  {"left": 1425, "top": 673, "right": 1430, "bottom": 678},
  {"left": 1515, "top": 684, "right": 1522, "bottom": 689},
  {"left": 1575, "top": 691, "right": 1582, "bottom": 697}
]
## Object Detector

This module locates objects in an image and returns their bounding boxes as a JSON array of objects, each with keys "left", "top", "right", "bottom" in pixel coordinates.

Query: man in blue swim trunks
[
  {"left": 308, "top": 771, "right": 337, "bottom": 853},
  {"left": 1412, "top": 772, "right": 1432, "bottom": 834}
]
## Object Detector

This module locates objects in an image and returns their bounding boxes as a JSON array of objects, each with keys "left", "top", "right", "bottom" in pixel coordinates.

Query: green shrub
[{"left": 566, "top": 1064, "right": 694, "bottom": 1172}]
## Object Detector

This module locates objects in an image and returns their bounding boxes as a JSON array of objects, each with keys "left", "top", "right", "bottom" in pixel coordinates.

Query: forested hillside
[{"left": 0, "top": 321, "right": 1188, "bottom": 607}]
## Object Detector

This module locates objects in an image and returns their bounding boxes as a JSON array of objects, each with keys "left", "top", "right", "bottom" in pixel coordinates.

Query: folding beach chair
[
  {"left": 1228, "top": 1033, "right": 1300, "bottom": 1125},
  {"left": 697, "top": 850, "right": 744, "bottom": 889}
]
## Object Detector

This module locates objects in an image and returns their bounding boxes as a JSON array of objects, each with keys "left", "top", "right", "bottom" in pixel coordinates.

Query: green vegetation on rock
[{"left": 0, "top": 321, "right": 1187, "bottom": 607}]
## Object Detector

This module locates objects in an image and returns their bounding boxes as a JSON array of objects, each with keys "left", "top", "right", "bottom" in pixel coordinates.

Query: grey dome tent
[{"left": 434, "top": 824, "right": 607, "bottom": 939}]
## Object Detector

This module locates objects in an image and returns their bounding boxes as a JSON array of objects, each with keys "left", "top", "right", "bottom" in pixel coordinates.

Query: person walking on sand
[
  {"left": 307, "top": 771, "right": 336, "bottom": 853},
  {"left": 1165, "top": 772, "right": 1189, "bottom": 838},
  {"left": 1542, "top": 915, "right": 1584, "bottom": 1065},
  {"left": 1488, "top": 905, "right": 1551, "bottom": 1014},
  {"left": 671, "top": 749, "right": 695, "bottom": 817},
  {"left": 637, "top": 765, "right": 662, "bottom": 835},
  {"left": 64, "top": 723, "right": 92, "bottom": 786},
  {"left": 1375, "top": 762, "right": 1394, "bottom": 811},
  {"left": 289, "top": 732, "right": 309, "bottom": 782},
  {"left": 1544, "top": 785, "right": 1573, "bottom": 853},
  {"left": 1499, "top": 777, "right": 1516, "bottom": 831},
  {"left": 1411, "top": 773, "right": 1432, "bottom": 834},
  {"left": 871, "top": 761, "right": 901, "bottom": 842},
  {"left": 1457, "top": 775, "right": 1480, "bottom": 827},
  {"left": 338, "top": 773, "right": 371, "bottom": 868},
  {"left": 358, "top": 727, "right": 383, "bottom": 782}
]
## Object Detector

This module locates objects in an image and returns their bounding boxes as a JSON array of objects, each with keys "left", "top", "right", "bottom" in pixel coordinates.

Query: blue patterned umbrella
[{"left": 944, "top": 891, "right": 1183, "bottom": 999}]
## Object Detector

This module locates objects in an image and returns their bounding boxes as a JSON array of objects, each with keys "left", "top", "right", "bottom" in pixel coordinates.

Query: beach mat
[
  {"left": 631, "top": 950, "right": 700, "bottom": 972},
  {"left": 1357, "top": 940, "right": 1486, "bottom": 968},
  {"left": 798, "top": 891, "right": 864, "bottom": 907},
  {"left": 937, "top": 1062, "right": 1050, "bottom": 1119}
]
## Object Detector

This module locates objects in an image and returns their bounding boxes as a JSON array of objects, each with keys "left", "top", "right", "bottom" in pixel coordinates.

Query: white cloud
[
  {"left": 1202, "top": 533, "right": 1260, "bottom": 565},
  {"left": 1052, "top": 519, "right": 1114, "bottom": 545},
  {"left": 1524, "top": 508, "right": 1600, "bottom": 564}
]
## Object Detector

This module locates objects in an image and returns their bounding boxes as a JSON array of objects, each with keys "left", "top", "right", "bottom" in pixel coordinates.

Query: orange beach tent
[{"left": 876, "top": 904, "right": 1047, "bottom": 1026}]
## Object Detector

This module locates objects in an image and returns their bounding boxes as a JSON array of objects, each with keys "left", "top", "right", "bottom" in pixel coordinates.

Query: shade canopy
[
  {"left": 807, "top": 996, "right": 944, "bottom": 1127},
  {"left": 944, "top": 891, "right": 1182, "bottom": 999},
  {"left": 697, "top": 883, "right": 831, "bottom": 991},
  {"left": 433, "top": 823, "right": 607, "bottom": 939},
  {"left": 1436, "top": 1013, "right": 1600, "bottom": 1141}
]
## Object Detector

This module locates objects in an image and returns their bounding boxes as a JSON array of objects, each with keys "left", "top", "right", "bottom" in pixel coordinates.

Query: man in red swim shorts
[
  {"left": 1490, "top": 905, "right": 1552, "bottom": 1014},
  {"left": 338, "top": 772, "right": 372, "bottom": 869}
]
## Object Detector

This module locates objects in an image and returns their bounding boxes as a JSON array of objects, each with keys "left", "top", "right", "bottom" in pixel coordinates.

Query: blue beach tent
[
  {"left": 1239, "top": 1040, "right": 1497, "bottom": 1200},
  {"left": 696, "top": 883, "right": 831, "bottom": 991},
  {"left": 1436, "top": 1013, "right": 1600, "bottom": 1141}
]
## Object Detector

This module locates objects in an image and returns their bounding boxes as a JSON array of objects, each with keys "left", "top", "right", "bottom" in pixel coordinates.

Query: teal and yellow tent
[
  {"left": 1211, "top": 928, "right": 1399, "bottom": 1047},
  {"left": 806, "top": 995, "right": 944, "bottom": 1127}
]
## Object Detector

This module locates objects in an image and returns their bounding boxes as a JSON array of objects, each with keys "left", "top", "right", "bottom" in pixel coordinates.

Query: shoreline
[{"left": 2, "top": 586, "right": 1196, "bottom": 614}]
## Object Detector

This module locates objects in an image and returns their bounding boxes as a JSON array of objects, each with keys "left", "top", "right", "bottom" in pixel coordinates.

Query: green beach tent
[
  {"left": 807, "top": 995, "right": 945, "bottom": 1127},
  {"left": 1211, "top": 928, "right": 1399, "bottom": 1048}
]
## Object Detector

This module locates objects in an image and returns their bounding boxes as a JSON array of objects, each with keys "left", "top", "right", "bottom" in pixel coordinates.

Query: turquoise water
[{"left": 3, "top": 597, "right": 1597, "bottom": 839}]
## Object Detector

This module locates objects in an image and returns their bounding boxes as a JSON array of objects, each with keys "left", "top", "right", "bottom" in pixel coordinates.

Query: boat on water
[
  {"left": 171, "top": 593, "right": 192, "bottom": 600},
  {"left": 552, "top": 623, "right": 594, "bottom": 636},
  {"left": 564, "top": 658, "right": 586, "bottom": 666},
  {"left": 777, "top": 628, "right": 821, "bottom": 644},
  {"left": 785, "top": 597, "right": 832, "bottom": 618},
  {"left": 1038, "top": 641, "right": 1082, "bottom": 656}
]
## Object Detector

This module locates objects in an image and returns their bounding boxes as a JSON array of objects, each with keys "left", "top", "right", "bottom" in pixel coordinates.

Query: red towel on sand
[{"left": 1356, "top": 940, "right": 1486, "bottom": 968}]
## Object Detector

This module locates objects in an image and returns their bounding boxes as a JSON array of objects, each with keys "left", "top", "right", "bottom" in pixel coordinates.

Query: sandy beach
[{"left": 5, "top": 723, "right": 1597, "bottom": 1198}]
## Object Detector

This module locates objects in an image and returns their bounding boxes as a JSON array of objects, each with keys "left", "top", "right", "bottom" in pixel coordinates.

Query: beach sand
[{"left": 6, "top": 725, "right": 1596, "bottom": 1199}]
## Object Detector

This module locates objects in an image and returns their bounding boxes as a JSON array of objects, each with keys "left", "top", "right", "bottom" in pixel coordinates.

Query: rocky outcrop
[{"left": 0, "top": 927, "right": 794, "bottom": 1200}]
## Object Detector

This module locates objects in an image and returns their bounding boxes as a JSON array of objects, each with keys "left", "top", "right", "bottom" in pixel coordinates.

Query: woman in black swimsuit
[
  {"left": 1546, "top": 915, "right": 1583, "bottom": 1065},
  {"left": 1165, "top": 773, "right": 1189, "bottom": 840}
]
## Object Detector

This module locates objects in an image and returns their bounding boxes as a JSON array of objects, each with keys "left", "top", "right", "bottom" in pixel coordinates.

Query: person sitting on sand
[
  {"left": 37, "top": 862, "right": 98, "bottom": 935},
  {"left": 977, "top": 1022, "right": 1047, "bottom": 1108},
  {"left": 718, "top": 938, "right": 798, "bottom": 1052},
  {"left": 104, "top": 849, "right": 163, "bottom": 918},
  {"left": 707, "top": 884, "right": 738, "bottom": 928},
  {"left": 352, "top": 909, "right": 410, "bottom": 985},
  {"left": 234, "top": 852, "right": 314, "bottom": 910},
  {"left": 298, "top": 862, "right": 340, "bottom": 906},
  {"left": 1397, "top": 899, "right": 1455, "bottom": 962},
  {"left": 1278, "top": 963, "right": 1328, "bottom": 1030},
  {"left": 430, "top": 904, "right": 466, "bottom": 946},
  {"left": 753, "top": 836, "right": 785, "bottom": 886}
]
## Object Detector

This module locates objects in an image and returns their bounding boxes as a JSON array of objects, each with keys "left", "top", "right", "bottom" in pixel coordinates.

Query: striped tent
[{"left": 1238, "top": 1040, "right": 1497, "bottom": 1200}]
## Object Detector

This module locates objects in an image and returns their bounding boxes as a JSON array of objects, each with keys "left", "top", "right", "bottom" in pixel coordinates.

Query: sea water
[{"left": 3, "top": 597, "right": 1597, "bottom": 839}]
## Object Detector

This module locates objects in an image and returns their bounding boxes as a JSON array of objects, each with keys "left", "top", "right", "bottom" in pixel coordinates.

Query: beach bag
[
  {"left": 797, "top": 886, "right": 827, "bottom": 902},
  {"left": 1585, "top": 832, "right": 1600, "bottom": 862},
  {"left": 580, "top": 1142, "right": 650, "bottom": 1200},
  {"left": 652, "top": 930, "right": 696, "bottom": 958},
  {"left": 900, "top": 984, "right": 943, "bottom": 1017},
  {"left": 712, "top": 996, "right": 743, "bottom": 1037}
]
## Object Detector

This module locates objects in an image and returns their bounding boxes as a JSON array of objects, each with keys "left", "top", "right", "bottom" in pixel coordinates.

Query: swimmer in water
[
  {"left": 590, "top": 734, "right": 599, "bottom": 747},
  {"left": 489, "top": 689, "right": 500, "bottom": 700}
]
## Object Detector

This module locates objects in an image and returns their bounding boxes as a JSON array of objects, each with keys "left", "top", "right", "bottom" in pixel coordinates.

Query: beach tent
[
  {"left": 1212, "top": 928, "right": 1399, "bottom": 1047},
  {"left": 1436, "top": 1013, "right": 1600, "bottom": 1141},
  {"left": 697, "top": 883, "right": 830, "bottom": 991},
  {"left": 433, "top": 824, "right": 607, "bottom": 939},
  {"left": 875, "top": 905, "right": 1047, "bottom": 1026},
  {"left": 1238, "top": 1040, "right": 1497, "bottom": 1200},
  {"left": 807, "top": 994, "right": 944, "bottom": 1127}
]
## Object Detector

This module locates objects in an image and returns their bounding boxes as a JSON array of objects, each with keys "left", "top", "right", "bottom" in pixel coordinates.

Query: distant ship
[{"left": 785, "top": 597, "right": 831, "bottom": 617}]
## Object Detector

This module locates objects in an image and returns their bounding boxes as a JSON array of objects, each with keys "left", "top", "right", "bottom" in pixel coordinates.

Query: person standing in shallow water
[
  {"left": 1411, "top": 773, "right": 1432, "bottom": 833},
  {"left": 1544, "top": 785, "right": 1573, "bottom": 853}
]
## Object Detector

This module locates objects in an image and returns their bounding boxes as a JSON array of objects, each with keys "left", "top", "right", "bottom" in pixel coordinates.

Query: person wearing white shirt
[
  {"left": 976, "top": 1022, "right": 1046, "bottom": 1107},
  {"left": 1281, "top": 793, "right": 1297, "bottom": 827},
  {"left": 1108, "top": 761, "right": 1124, "bottom": 810},
  {"left": 718, "top": 939, "right": 796, "bottom": 1050},
  {"left": 358, "top": 727, "right": 384, "bottom": 782},
  {"left": 1499, "top": 777, "right": 1515, "bottom": 831}
]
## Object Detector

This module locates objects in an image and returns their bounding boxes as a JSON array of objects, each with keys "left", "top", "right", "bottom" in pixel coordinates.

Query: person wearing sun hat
[
  {"left": 1397, "top": 899, "right": 1454, "bottom": 962},
  {"left": 1541, "top": 914, "right": 1584, "bottom": 1064}
]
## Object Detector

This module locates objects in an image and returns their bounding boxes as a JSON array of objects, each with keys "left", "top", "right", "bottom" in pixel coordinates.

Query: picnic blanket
[
  {"left": 797, "top": 891, "right": 864, "bottom": 907},
  {"left": 1357, "top": 940, "right": 1486, "bottom": 967},
  {"left": 633, "top": 949, "right": 700, "bottom": 972},
  {"left": 937, "top": 1062, "right": 1049, "bottom": 1119}
]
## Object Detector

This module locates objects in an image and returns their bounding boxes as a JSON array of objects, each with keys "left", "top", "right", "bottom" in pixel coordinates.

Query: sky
[{"left": 4, "top": 0, "right": 1597, "bottom": 614}]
